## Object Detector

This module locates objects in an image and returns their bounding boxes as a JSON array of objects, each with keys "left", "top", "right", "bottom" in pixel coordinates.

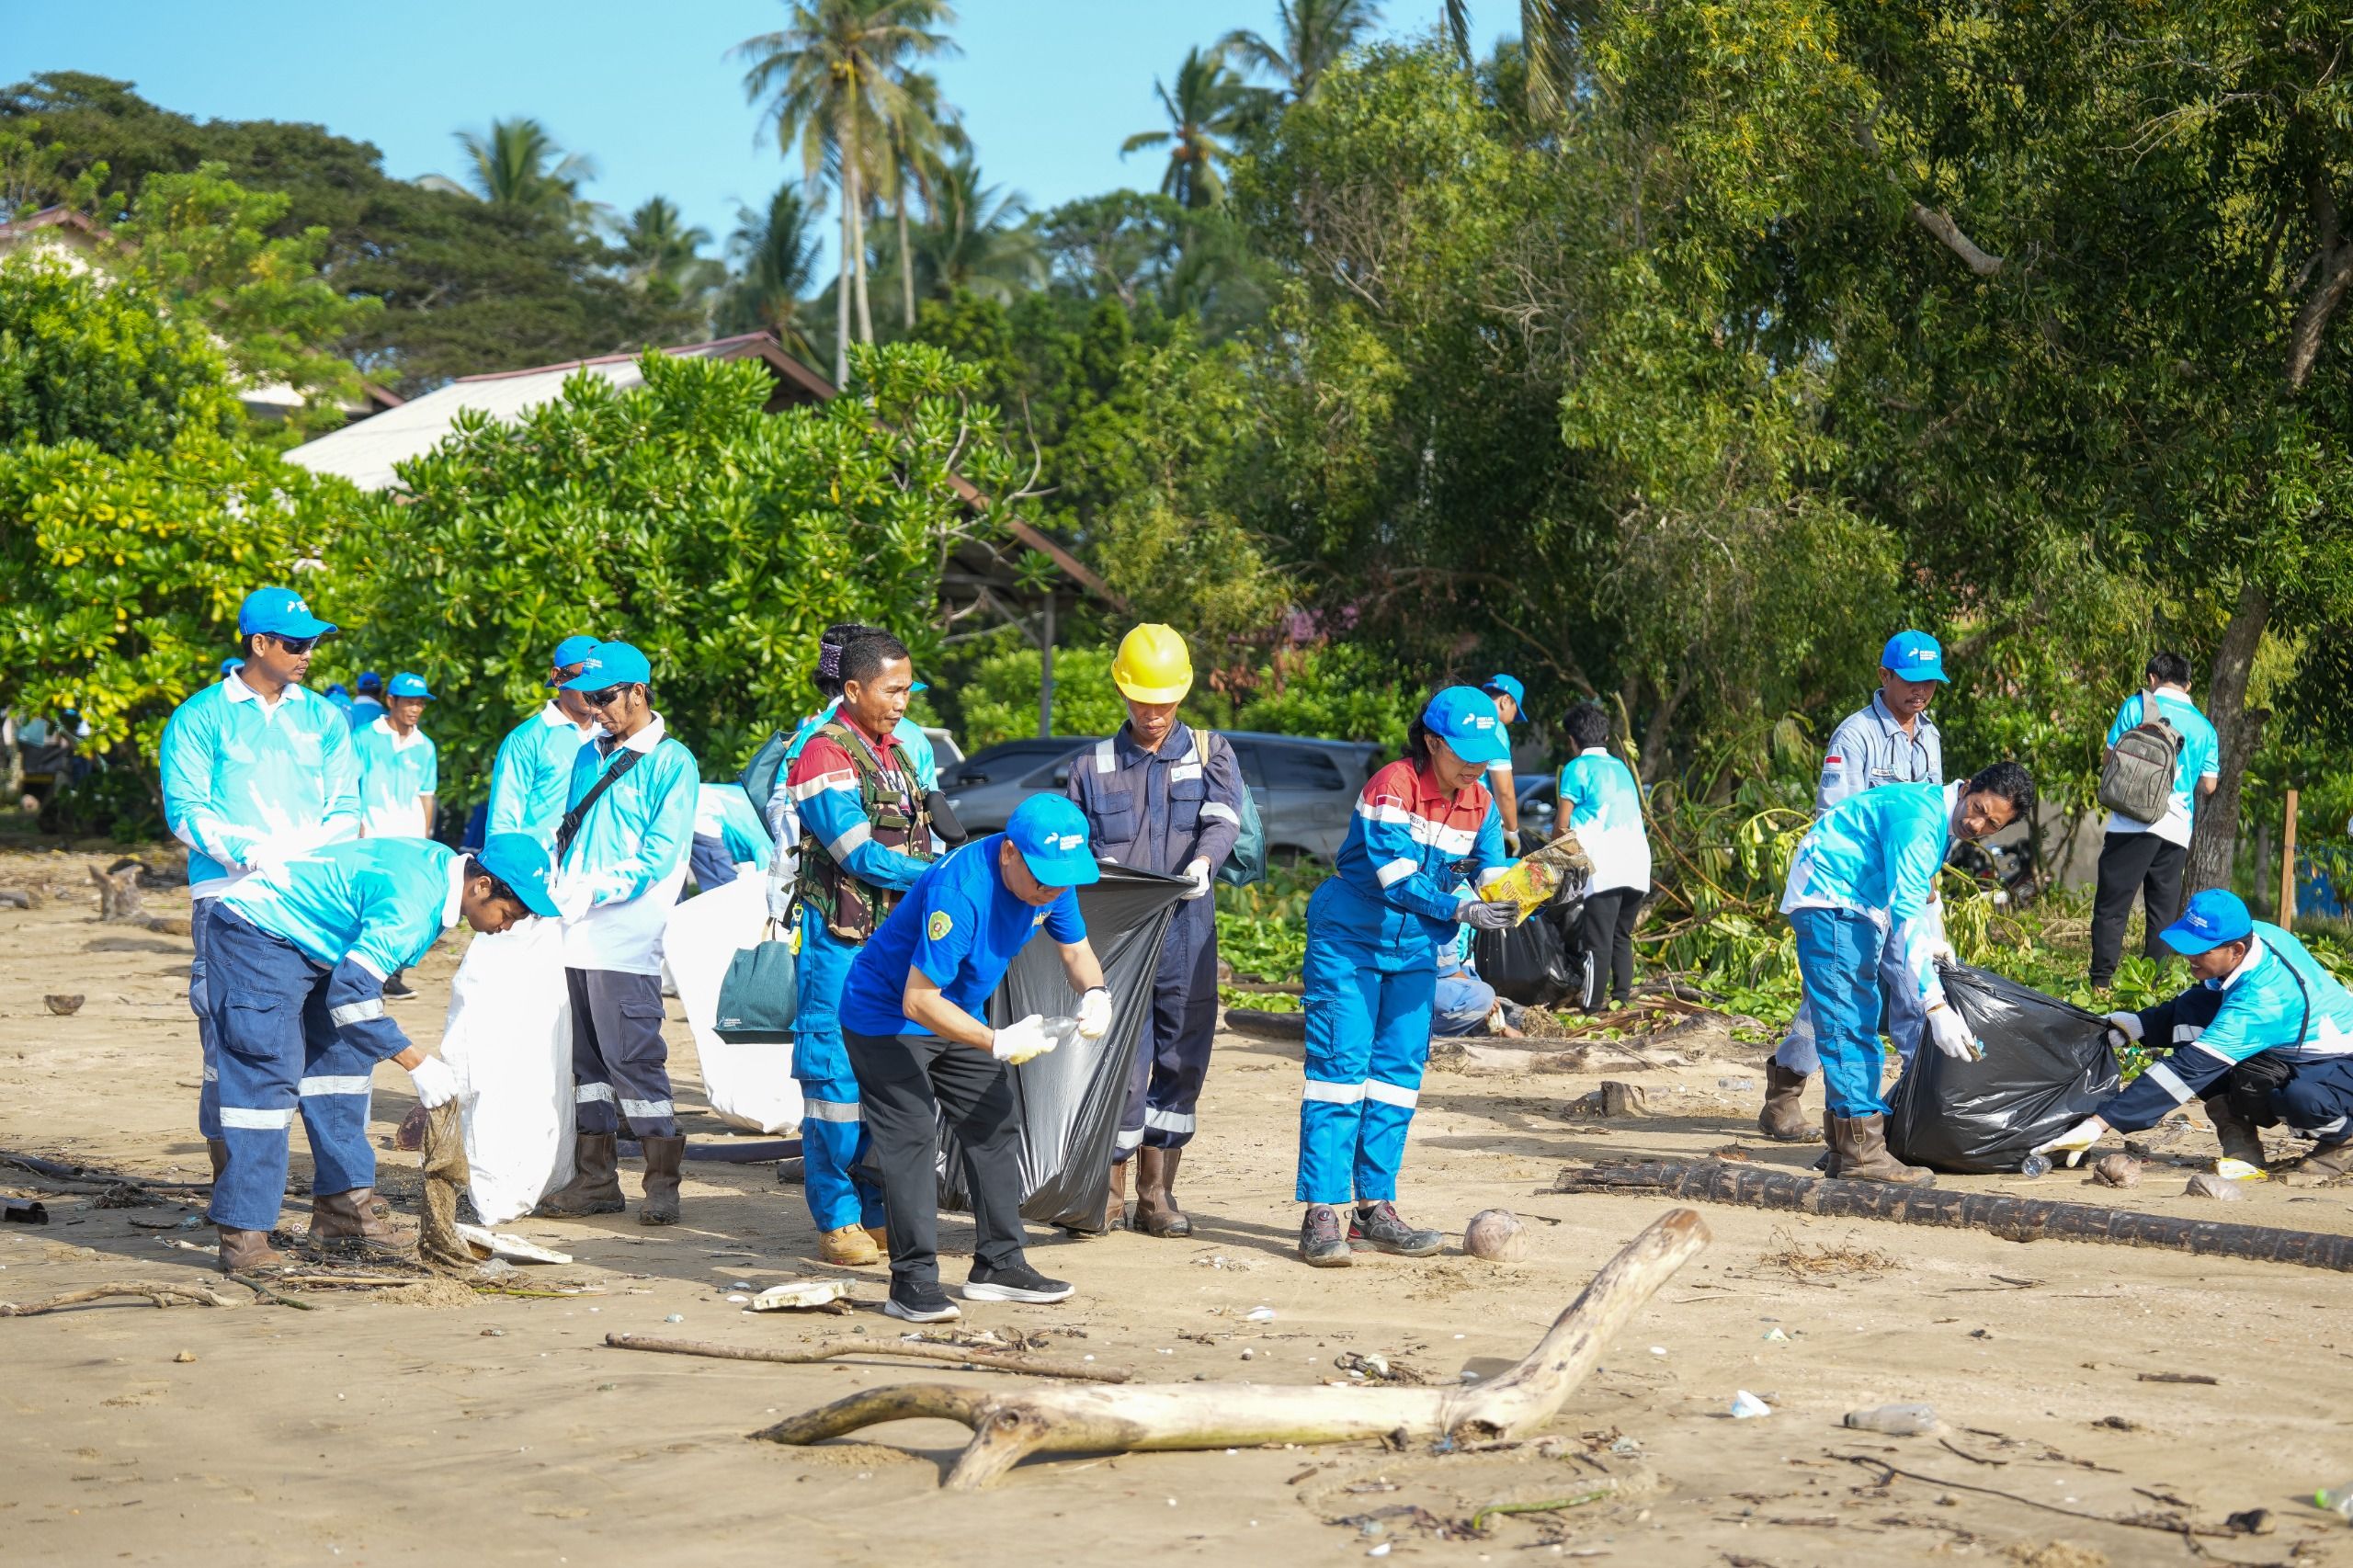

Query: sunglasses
[
  {"left": 267, "top": 635, "right": 319, "bottom": 654},
  {"left": 584, "top": 685, "right": 633, "bottom": 709}
]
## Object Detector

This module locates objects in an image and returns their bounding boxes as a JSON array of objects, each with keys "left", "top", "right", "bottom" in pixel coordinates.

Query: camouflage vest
[{"left": 794, "top": 718, "right": 932, "bottom": 942}]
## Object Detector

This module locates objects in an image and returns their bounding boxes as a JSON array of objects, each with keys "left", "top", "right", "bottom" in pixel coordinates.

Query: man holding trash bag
[
  {"left": 203, "top": 834, "right": 559, "bottom": 1271},
  {"left": 837, "top": 793, "right": 1112, "bottom": 1323},
  {"left": 2035, "top": 889, "right": 2353, "bottom": 1175},
  {"left": 1780, "top": 762, "right": 2036, "bottom": 1183}
]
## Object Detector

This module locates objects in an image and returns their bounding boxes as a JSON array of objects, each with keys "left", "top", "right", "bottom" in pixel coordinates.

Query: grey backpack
[{"left": 2097, "top": 702, "right": 2183, "bottom": 824}]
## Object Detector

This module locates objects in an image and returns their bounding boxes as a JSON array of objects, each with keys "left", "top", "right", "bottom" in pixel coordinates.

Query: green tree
[
  {"left": 617, "top": 195, "right": 724, "bottom": 324},
  {"left": 0, "top": 254, "right": 236, "bottom": 454},
  {"left": 330, "top": 341, "right": 1021, "bottom": 799},
  {"left": 420, "top": 118, "right": 600, "bottom": 228},
  {"left": 1220, "top": 0, "right": 1384, "bottom": 103},
  {"left": 1120, "top": 47, "right": 1263, "bottom": 210},
  {"left": 736, "top": 0, "right": 961, "bottom": 382},
  {"left": 720, "top": 183, "right": 824, "bottom": 357},
  {"left": 902, "top": 156, "right": 1040, "bottom": 304}
]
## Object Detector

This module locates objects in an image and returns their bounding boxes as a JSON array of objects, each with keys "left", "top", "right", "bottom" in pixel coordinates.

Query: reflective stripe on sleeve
[
  {"left": 1200, "top": 802, "right": 1239, "bottom": 824},
  {"left": 790, "top": 770, "right": 858, "bottom": 802},
  {"left": 804, "top": 1098, "right": 862, "bottom": 1124},
  {"left": 825, "top": 821, "right": 873, "bottom": 859},
  {"left": 299, "top": 1075, "right": 372, "bottom": 1096},
  {"left": 1375, "top": 857, "right": 1419, "bottom": 888},
  {"left": 2143, "top": 1062, "right": 2195, "bottom": 1103},
  {"left": 575, "top": 1083, "right": 616, "bottom": 1105},
  {"left": 221, "top": 1106, "right": 296, "bottom": 1130},
  {"left": 1363, "top": 1080, "right": 1420, "bottom": 1109},
  {"left": 620, "top": 1097, "right": 674, "bottom": 1119},
  {"left": 1115, "top": 1126, "right": 1145, "bottom": 1150},
  {"left": 1302, "top": 1079, "right": 1366, "bottom": 1105},
  {"left": 328, "top": 998, "right": 386, "bottom": 1028}
]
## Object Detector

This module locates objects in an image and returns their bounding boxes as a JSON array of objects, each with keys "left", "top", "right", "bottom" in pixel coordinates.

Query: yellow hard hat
[{"left": 1111, "top": 623, "right": 1194, "bottom": 703}]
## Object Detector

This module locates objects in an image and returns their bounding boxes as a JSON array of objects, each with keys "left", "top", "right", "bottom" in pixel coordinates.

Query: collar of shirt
[
  {"left": 222, "top": 672, "right": 307, "bottom": 711},
  {"left": 442, "top": 856, "right": 468, "bottom": 930},
  {"left": 1577, "top": 746, "right": 1609, "bottom": 758},
  {"left": 537, "top": 700, "right": 596, "bottom": 735},
  {"left": 1409, "top": 758, "right": 1480, "bottom": 813},
  {"left": 602, "top": 711, "right": 668, "bottom": 757},
  {"left": 371, "top": 714, "right": 428, "bottom": 752},
  {"left": 1870, "top": 690, "right": 1934, "bottom": 737},
  {"left": 1116, "top": 722, "right": 1194, "bottom": 766},
  {"left": 2215, "top": 935, "right": 2267, "bottom": 993}
]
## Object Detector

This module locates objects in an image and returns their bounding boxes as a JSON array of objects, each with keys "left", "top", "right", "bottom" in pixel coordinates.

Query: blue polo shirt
[{"left": 840, "top": 834, "right": 1086, "bottom": 1038}]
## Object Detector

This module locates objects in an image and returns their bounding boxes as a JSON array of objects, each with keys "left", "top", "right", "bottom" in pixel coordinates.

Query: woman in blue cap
[{"left": 1295, "top": 686, "right": 1519, "bottom": 1267}]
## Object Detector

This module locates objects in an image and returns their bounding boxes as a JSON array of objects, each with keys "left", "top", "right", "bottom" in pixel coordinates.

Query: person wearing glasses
[
  {"left": 486, "top": 634, "right": 604, "bottom": 849},
  {"left": 160, "top": 586, "right": 363, "bottom": 1221},
  {"left": 532, "top": 642, "right": 700, "bottom": 1227},
  {"left": 1757, "top": 630, "right": 1953, "bottom": 1144}
]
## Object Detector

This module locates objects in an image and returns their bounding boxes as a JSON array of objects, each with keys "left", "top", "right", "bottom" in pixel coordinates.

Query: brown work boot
[
  {"left": 864, "top": 1224, "right": 891, "bottom": 1257},
  {"left": 820, "top": 1224, "right": 881, "bottom": 1266},
  {"left": 1813, "top": 1109, "right": 1840, "bottom": 1176},
  {"left": 2202, "top": 1096, "right": 2267, "bottom": 1167},
  {"left": 637, "top": 1135, "right": 684, "bottom": 1226},
  {"left": 1827, "top": 1114, "right": 1934, "bottom": 1186},
  {"left": 1756, "top": 1062, "right": 1814, "bottom": 1142},
  {"left": 535, "top": 1132, "right": 625, "bottom": 1217},
  {"left": 1135, "top": 1146, "right": 1193, "bottom": 1238},
  {"left": 206, "top": 1138, "right": 228, "bottom": 1183},
  {"left": 311, "top": 1187, "right": 417, "bottom": 1251},
  {"left": 1103, "top": 1157, "right": 1131, "bottom": 1232},
  {"left": 2287, "top": 1139, "right": 2353, "bottom": 1178},
  {"left": 218, "top": 1226, "right": 287, "bottom": 1274}
]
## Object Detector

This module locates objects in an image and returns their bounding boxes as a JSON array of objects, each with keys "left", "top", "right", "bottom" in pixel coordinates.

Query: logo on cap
[
  {"left": 2188, "top": 909, "right": 2216, "bottom": 933},
  {"left": 288, "top": 596, "right": 311, "bottom": 615},
  {"left": 1055, "top": 833, "right": 1084, "bottom": 850},
  {"left": 582, "top": 657, "right": 603, "bottom": 671}
]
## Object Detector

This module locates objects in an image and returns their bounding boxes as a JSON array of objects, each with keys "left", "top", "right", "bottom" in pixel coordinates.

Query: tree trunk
[
  {"left": 2186, "top": 578, "right": 2270, "bottom": 895},
  {"left": 834, "top": 179, "right": 852, "bottom": 386},
  {"left": 896, "top": 188, "right": 915, "bottom": 330},
  {"left": 846, "top": 148, "right": 874, "bottom": 349}
]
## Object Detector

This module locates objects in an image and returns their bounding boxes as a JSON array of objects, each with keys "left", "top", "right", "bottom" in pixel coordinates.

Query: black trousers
[
  {"left": 2089, "top": 832, "right": 2187, "bottom": 983},
  {"left": 845, "top": 1028, "right": 1029, "bottom": 1294},
  {"left": 1576, "top": 886, "right": 1649, "bottom": 1010}
]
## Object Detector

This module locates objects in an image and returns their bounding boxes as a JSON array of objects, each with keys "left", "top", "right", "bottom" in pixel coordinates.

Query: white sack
[
  {"left": 663, "top": 873, "right": 802, "bottom": 1133},
  {"left": 439, "top": 917, "right": 574, "bottom": 1224}
]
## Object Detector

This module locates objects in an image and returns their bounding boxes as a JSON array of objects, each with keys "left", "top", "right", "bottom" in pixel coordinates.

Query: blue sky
[{"left": 0, "top": 1, "right": 1511, "bottom": 266}]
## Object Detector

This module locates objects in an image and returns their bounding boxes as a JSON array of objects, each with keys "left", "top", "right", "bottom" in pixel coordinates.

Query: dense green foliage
[{"left": 0, "top": 256, "right": 234, "bottom": 453}]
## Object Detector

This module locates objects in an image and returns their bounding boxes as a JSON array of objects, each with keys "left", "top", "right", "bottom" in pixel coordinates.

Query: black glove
[{"left": 1456, "top": 898, "right": 1518, "bottom": 931}]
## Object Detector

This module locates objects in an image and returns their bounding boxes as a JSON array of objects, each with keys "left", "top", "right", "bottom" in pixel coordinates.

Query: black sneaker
[
  {"left": 1348, "top": 1200, "right": 1444, "bottom": 1256},
  {"left": 383, "top": 973, "right": 417, "bottom": 1002},
  {"left": 883, "top": 1283, "right": 961, "bottom": 1323},
  {"left": 962, "top": 1262, "right": 1074, "bottom": 1303},
  {"left": 1298, "top": 1203, "right": 1352, "bottom": 1267}
]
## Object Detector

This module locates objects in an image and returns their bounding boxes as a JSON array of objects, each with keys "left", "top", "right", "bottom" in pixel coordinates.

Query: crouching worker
[
  {"left": 836, "top": 794, "right": 1111, "bottom": 1323},
  {"left": 1782, "top": 763, "right": 2036, "bottom": 1183},
  {"left": 1297, "top": 687, "right": 1518, "bottom": 1267},
  {"left": 204, "top": 834, "right": 559, "bottom": 1272},
  {"left": 2035, "top": 890, "right": 2353, "bottom": 1176}
]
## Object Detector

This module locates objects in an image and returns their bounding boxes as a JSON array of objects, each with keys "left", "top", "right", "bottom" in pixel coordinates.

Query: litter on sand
[
  {"left": 746, "top": 1278, "right": 859, "bottom": 1312},
  {"left": 1730, "top": 1390, "right": 1771, "bottom": 1418},
  {"left": 454, "top": 1224, "right": 573, "bottom": 1266}
]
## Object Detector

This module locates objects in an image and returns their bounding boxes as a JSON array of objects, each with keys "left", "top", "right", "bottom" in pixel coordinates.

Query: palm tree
[
  {"left": 419, "top": 119, "right": 598, "bottom": 226},
  {"left": 1120, "top": 47, "right": 1259, "bottom": 210},
  {"left": 880, "top": 69, "right": 967, "bottom": 330},
  {"left": 722, "top": 183, "right": 824, "bottom": 359},
  {"left": 1219, "top": 0, "right": 1382, "bottom": 102},
  {"left": 734, "top": 0, "right": 960, "bottom": 383},
  {"left": 914, "top": 156, "right": 1041, "bottom": 302},
  {"left": 618, "top": 197, "right": 723, "bottom": 325},
  {"left": 1441, "top": 0, "right": 1590, "bottom": 121}
]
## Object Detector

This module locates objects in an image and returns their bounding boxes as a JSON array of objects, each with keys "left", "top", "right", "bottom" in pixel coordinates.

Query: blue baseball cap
[
  {"left": 475, "top": 832, "right": 562, "bottom": 919},
  {"left": 1482, "top": 673, "right": 1525, "bottom": 713},
  {"left": 356, "top": 670, "right": 384, "bottom": 693},
  {"left": 561, "top": 641, "right": 653, "bottom": 690},
  {"left": 237, "top": 586, "right": 336, "bottom": 641},
  {"left": 1005, "top": 793, "right": 1101, "bottom": 888},
  {"left": 1422, "top": 686, "right": 1512, "bottom": 767},
  {"left": 547, "top": 635, "right": 600, "bottom": 685},
  {"left": 388, "top": 672, "right": 433, "bottom": 700},
  {"left": 2158, "top": 889, "right": 2254, "bottom": 956},
  {"left": 911, "top": 678, "right": 929, "bottom": 694},
  {"left": 1881, "top": 630, "right": 1949, "bottom": 683},
  {"left": 324, "top": 682, "right": 350, "bottom": 699}
]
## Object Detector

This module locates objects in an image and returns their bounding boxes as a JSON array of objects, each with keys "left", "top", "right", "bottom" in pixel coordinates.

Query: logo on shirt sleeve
[{"left": 927, "top": 910, "right": 953, "bottom": 941}]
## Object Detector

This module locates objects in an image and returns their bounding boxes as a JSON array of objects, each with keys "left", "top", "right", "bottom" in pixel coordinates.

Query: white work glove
[
  {"left": 1502, "top": 830, "right": 1523, "bottom": 857},
  {"left": 408, "top": 1055, "right": 460, "bottom": 1109},
  {"left": 2103, "top": 1009, "right": 2144, "bottom": 1051},
  {"left": 1927, "top": 930, "right": 1956, "bottom": 964},
  {"left": 551, "top": 872, "right": 596, "bottom": 924},
  {"left": 1076, "top": 987, "right": 1113, "bottom": 1040},
  {"left": 1456, "top": 898, "right": 1518, "bottom": 932},
  {"left": 240, "top": 832, "right": 309, "bottom": 874},
  {"left": 991, "top": 1014, "right": 1060, "bottom": 1066},
  {"left": 2032, "top": 1114, "right": 2109, "bottom": 1168},
  {"left": 1927, "top": 1004, "right": 1983, "bottom": 1062},
  {"left": 1182, "top": 857, "right": 1214, "bottom": 901}
]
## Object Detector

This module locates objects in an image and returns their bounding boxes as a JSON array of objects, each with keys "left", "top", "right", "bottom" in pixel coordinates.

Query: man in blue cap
[
  {"left": 2036, "top": 889, "right": 2353, "bottom": 1176},
  {"left": 838, "top": 792, "right": 1112, "bottom": 1322},
  {"left": 1480, "top": 673, "right": 1527, "bottom": 855},
  {"left": 347, "top": 671, "right": 387, "bottom": 731},
  {"left": 354, "top": 673, "right": 441, "bottom": 1000},
  {"left": 1758, "top": 629, "right": 1952, "bottom": 1142},
  {"left": 533, "top": 641, "right": 701, "bottom": 1227},
  {"left": 487, "top": 635, "right": 604, "bottom": 848},
  {"left": 160, "top": 585, "right": 361, "bottom": 1191},
  {"left": 203, "top": 832, "right": 560, "bottom": 1272}
]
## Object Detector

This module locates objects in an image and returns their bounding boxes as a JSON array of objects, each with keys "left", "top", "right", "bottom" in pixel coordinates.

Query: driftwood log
[
  {"left": 1, "top": 1281, "right": 240, "bottom": 1316},
  {"left": 752, "top": 1208, "right": 1709, "bottom": 1489},
  {"left": 607, "top": 1332, "right": 1126, "bottom": 1382},
  {"left": 1556, "top": 1160, "right": 2353, "bottom": 1273}
]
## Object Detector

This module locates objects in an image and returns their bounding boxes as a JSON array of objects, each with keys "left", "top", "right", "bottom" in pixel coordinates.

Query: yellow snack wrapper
[{"left": 1483, "top": 830, "right": 1591, "bottom": 924}]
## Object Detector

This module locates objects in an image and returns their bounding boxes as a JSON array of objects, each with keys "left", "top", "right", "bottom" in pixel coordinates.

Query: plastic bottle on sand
[{"left": 2315, "top": 1483, "right": 2353, "bottom": 1521}]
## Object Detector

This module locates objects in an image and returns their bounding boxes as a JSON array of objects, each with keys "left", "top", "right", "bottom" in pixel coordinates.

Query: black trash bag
[
  {"left": 935, "top": 863, "right": 1189, "bottom": 1231},
  {"left": 1885, "top": 960, "right": 2121, "bottom": 1174},
  {"left": 1472, "top": 886, "right": 1586, "bottom": 1007}
]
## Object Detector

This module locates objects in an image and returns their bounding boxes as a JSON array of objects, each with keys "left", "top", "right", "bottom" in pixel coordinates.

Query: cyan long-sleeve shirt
[
  {"left": 159, "top": 674, "right": 360, "bottom": 900},
  {"left": 559, "top": 714, "right": 698, "bottom": 973},
  {"left": 487, "top": 702, "right": 598, "bottom": 847}
]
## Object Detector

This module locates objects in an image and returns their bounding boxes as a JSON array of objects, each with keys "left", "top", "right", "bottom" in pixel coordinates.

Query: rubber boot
[
  {"left": 536, "top": 1131, "right": 625, "bottom": 1217},
  {"left": 1103, "top": 1158, "right": 1131, "bottom": 1232},
  {"left": 218, "top": 1227, "right": 286, "bottom": 1274},
  {"left": 312, "top": 1187, "right": 417, "bottom": 1252},
  {"left": 637, "top": 1135, "right": 684, "bottom": 1226},
  {"left": 1135, "top": 1146, "right": 1193, "bottom": 1238},
  {"left": 1828, "top": 1114, "right": 1934, "bottom": 1186},
  {"left": 2202, "top": 1096, "right": 2267, "bottom": 1168},
  {"left": 206, "top": 1138, "right": 228, "bottom": 1184},
  {"left": 1813, "top": 1109, "right": 1839, "bottom": 1176},
  {"left": 1756, "top": 1062, "right": 1814, "bottom": 1142},
  {"left": 821, "top": 1224, "right": 881, "bottom": 1265}
]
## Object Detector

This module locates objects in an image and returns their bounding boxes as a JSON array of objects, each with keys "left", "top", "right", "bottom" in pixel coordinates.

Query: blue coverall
[
  {"left": 205, "top": 840, "right": 467, "bottom": 1230},
  {"left": 785, "top": 722, "right": 933, "bottom": 1233},
  {"left": 1066, "top": 726, "right": 1247, "bottom": 1160},
  {"left": 1298, "top": 759, "right": 1509, "bottom": 1204}
]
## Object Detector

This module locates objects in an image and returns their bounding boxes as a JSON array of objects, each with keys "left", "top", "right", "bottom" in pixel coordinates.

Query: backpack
[
  {"left": 1191, "top": 727, "right": 1267, "bottom": 887},
  {"left": 2097, "top": 697, "right": 2185, "bottom": 824},
  {"left": 737, "top": 725, "right": 793, "bottom": 815}
]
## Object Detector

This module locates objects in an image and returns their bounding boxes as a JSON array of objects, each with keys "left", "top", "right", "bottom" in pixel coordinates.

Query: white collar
[
  {"left": 536, "top": 700, "right": 597, "bottom": 735},
  {"left": 2221, "top": 936, "right": 2266, "bottom": 991},
  {"left": 222, "top": 672, "right": 306, "bottom": 709},
  {"left": 2150, "top": 683, "right": 2190, "bottom": 699},
  {"left": 372, "top": 714, "right": 427, "bottom": 751},
  {"left": 608, "top": 712, "right": 666, "bottom": 756},
  {"left": 442, "top": 858, "right": 468, "bottom": 930},
  {"left": 1577, "top": 746, "right": 1609, "bottom": 758}
]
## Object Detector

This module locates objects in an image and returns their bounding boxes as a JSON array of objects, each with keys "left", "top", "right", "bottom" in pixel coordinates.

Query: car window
[
  {"left": 1257, "top": 744, "right": 1347, "bottom": 792},
  {"left": 1225, "top": 739, "right": 1267, "bottom": 790}
]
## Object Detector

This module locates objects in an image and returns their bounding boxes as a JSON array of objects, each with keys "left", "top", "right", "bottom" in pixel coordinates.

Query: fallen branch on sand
[
  {"left": 607, "top": 1332, "right": 1126, "bottom": 1382},
  {"left": 751, "top": 1208, "right": 1709, "bottom": 1490},
  {"left": 1555, "top": 1160, "right": 2353, "bottom": 1273},
  {"left": 0, "top": 1281, "right": 240, "bottom": 1315}
]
